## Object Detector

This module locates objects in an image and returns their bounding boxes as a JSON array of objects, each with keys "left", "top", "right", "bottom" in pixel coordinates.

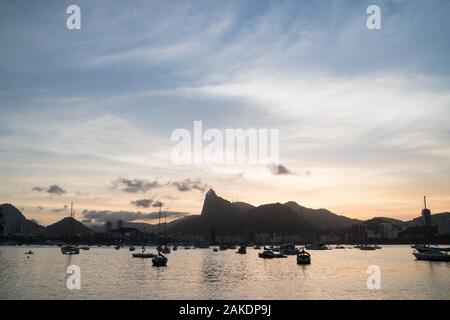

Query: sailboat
[
  {"left": 236, "top": 215, "right": 247, "bottom": 254},
  {"left": 412, "top": 196, "right": 450, "bottom": 261},
  {"left": 61, "top": 202, "right": 80, "bottom": 255},
  {"left": 152, "top": 202, "right": 168, "bottom": 267},
  {"left": 413, "top": 248, "right": 450, "bottom": 261},
  {"left": 161, "top": 210, "right": 171, "bottom": 254}
]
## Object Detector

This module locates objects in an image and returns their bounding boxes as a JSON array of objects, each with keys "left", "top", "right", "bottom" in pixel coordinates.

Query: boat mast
[
  {"left": 158, "top": 202, "right": 161, "bottom": 244},
  {"left": 240, "top": 214, "right": 244, "bottom": 245},
  {"left": 69, "top": 202, "right": 74, "bottom": 245},
  {"left": 164, "top": 206, "right": 167, "bottom": 244}
]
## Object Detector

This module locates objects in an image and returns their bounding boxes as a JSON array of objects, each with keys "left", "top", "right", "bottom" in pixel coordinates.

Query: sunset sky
[{"left": 1, "top": 0, "right": 449, "bottom": 226}]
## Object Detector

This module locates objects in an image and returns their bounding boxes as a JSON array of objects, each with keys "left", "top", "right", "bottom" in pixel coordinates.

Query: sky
[{"left": 0, "top": 0, "right": 449, "bottom": 226}]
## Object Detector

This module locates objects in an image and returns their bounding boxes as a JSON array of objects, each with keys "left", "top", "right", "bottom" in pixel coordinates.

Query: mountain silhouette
[
  {"left": 0, "top": 203, "right": 46, "bottom": 235},
  {"left": 90, "top": 221, "right": 159, "bottom": 233},
  {"left": 169, "top": 189, "right": 241, "bottom": 235},
  {"left": 244, "top": 203, "right": 316, "bottom": 234},
  {"left": 284, "top": 201, "right": 360, "bottom": 229},
  {"left": 232, "top": 201, "right": 255, "bottom": 213},
  {"left": 46, "top": 217, "right": 93, "bottom": 237},
  {"left": 169, "top": 189, "right": 317, "bottom": 236}
]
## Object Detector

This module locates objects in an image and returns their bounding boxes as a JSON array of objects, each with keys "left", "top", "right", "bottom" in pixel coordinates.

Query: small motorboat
[
  {"left": 359, "top": 245, "right": 377, "bottom": 251},
  {"left": 25, "top": 250, "right": 34, "bottom": 255},
  {"left": 258, "top": 247, "right": 276, "bottom": 259},
  {"left": 129, "top": 246, "right": 136, "bottom": 251},
  {"left": 114, "top": 245, "right": 120, "bottom": 250},
  {"left": 80, "top": 245, "right": 90, "bottom": 250},
  {"left": 132, "top": 251, "right": 155, "bottom": 258},
  {"left": 213, "top": 248, "right": 218, "bottom": 252},
  {"left": 335, "top": 245, "right": 345, "bottom": 249},
  {"left": 280, "top": 243, "right": 299, "bottom": 255},
  {"left": 269, "top": 245, "right": 280, "bottom": 252},
  {"left": 152, "top": 253, "right": 168, "bottom": 267},
  {"left": 413, "top": 249, "right": 450, "bottom": 262},
  {"left": 228, "top": 245, "right": 237, "bottom": 250},
  {"left": 254, "top": 245, "right": 261, "bottom": 250},
  {"left": 297, "top": 249, "right": 311, "bottom": 265},
  {"left": 184, "top": 246, "right": 191, "bottom": 250},
  {"left": 172, "top": 245, "right": 178, "bottom": 251},
  {"left": 236, "top": 245, "right": 247, "bottom": 254},
  {"left": 61, "top": 244, "right": 80, "bottom": 255},
  {"left": 161, "top": 246, "right": 171, "bottom": 254},
  {"left": 306, "top": 243, "right": 330, "bottom": 250}
]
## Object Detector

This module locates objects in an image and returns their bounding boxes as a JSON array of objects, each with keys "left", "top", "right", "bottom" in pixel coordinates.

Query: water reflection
[{"left": 0, "top": 245, "right": 448, "bottom": 299}]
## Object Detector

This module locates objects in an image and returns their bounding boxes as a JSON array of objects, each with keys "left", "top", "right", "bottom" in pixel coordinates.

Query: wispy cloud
[
  {"left": 32, "top": 185, "right": 66, "bottom": 196},
  {"left": 131, "top": 198, "right": 164, "bottom": 208},
  {"left": 82, "top": 209, "right": 188, "bottom": 223},
  {"left": 269, "top": 164, "right": 293, "bottom": 176},
  {"left": 170, "top": 179, "right": 208, "bottom": 192},
  {"left": 112, "top": 178, "right": 162, "bottom": 193}
]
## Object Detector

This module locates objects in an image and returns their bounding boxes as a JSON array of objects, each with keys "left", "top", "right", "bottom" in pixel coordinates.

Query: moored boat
[
  {"left": 258, "top": 247, "right": 276, "bottom": 259},
  {"left": 61, "top": 244, "right": 80, "bottom": 255},
  {"left": 132, "top": 251, "right": 155, "bottom": 258},
  {"left": 413, "top": 249, "right": 450, "bottom": 262},
  {"left": 306, "top": 242, "right": 330, "bottom": 250},
  {"left": 161, "top": 246, "right": 171, "bottom": 254},
  {"left": 359, "top": 244, "right": 377, "bottom": 251},
  {"left": 297, "top": 249, "right": 311, "bottom": 265},
  {"left": 61, "top": 202, "right": 80, "bottom": 255},
  {"left": 152, "top": 253, "right": 168, "bottom": 267},
  {"left": 280, "top": 243, "right": 299, "bottom": 255},
  {"left": 236, "top": 245, "right": 247, "bottom": 254}
]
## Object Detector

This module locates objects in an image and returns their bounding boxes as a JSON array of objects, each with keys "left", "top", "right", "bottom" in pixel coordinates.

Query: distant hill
[
  {"left": 90, "top": 221, "right": 159, "bottom": 234},
  {"left": 408, "top": 212, "right": 450, "bottom": 226},
  {"left": 46, "top": 217, "right": 93, "bottom": 237},
  {"left": 169, "top": 189, "right": 317, "bottom": 236},
  {"left": 169, "top": 189, "right": 242, "bottom": 235},
  {"left": 361, "top": 217, "right": 406, "bottom": 233},
  {"left": 0, "top": 203, "right": 46, "bottom": 235},
  {"left": 232, "top": 202, "right": 255, "bottom": 213},
  {"left": 244, "top": 203, "right": 317, "bottom": 235},
  {"left": 284, "top": 201, "right": 360, "bottom": 229}
]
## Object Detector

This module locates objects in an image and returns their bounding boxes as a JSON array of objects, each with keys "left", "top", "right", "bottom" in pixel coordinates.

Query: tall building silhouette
[{"left": 421, "top": 196, "right": 432, "bottom": 227}]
